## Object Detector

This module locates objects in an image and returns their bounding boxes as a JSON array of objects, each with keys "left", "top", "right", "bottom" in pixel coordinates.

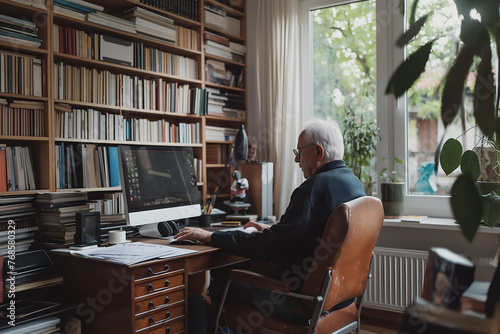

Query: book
[
  {"left": 400, "top": 215, "right": 428, "bottom": 223},
  {"left": 107, "top": 146, "right": 120, "bottom": 187}
]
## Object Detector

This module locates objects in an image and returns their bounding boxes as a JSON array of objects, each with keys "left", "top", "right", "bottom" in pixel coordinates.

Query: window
[{"left": 300, "top": 0, "right": 471, "bottom": 217}]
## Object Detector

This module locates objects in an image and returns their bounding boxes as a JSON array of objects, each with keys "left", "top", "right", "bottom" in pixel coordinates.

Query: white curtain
[{"left": 247, "top": 0, "right": 303, "bottom": 218}]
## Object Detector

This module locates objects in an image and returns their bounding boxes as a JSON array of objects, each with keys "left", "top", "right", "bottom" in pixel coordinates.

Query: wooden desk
[{"left": 57, "top": 239, "right": 248, "bottom": 334}]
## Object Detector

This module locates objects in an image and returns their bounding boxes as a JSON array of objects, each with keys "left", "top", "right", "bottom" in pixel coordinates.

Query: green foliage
[
  {"left": 342, "top": 107, "right": 380, "bottom": 183},
  {"left": 386, "top": 0, "right": 500, "bottom": 243},
  {"left": 312, "top": 1, "right": 376, "bottom": 120},
  {"left": 380, "top": 157, "right": 404, "bottom": 183}
]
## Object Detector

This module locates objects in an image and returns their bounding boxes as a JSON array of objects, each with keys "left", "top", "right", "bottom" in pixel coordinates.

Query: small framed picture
[{"left": 75, "top": 212, "right": 101, "bottom": 246}]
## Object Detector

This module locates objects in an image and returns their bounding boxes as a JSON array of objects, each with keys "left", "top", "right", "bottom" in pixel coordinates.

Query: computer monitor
[{"left": 118, "top": 145, "right": 201, "bottom": 227}]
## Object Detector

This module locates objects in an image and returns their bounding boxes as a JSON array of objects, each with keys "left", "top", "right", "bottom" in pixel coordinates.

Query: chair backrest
[{"left": 301, "top": 196, "right": 384, "bottom": 312}]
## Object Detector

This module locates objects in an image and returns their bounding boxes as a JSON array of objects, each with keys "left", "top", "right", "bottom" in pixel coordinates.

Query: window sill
[{"left": 383, "top": 217, "right": 500, "bottom": 234}]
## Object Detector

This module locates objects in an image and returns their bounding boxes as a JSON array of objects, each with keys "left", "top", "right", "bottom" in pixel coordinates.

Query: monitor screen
[{"left": 118, "top": 145, "right": 201, "bottom": 226}]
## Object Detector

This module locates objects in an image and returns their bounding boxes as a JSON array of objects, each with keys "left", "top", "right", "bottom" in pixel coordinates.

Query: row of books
[
  {"left": 0, "top": 99, "right": 46, "bottom": 137},
  {"left": 0, "top": 13, "right": 42, "bottom": 48},
  {"left": 54, "top": 63, "right": 204, "bottom": 113},
  {"left": 55, "top": 107, "right": 202, "bottom": 143},
  {"left": 0, "top": 50, "right": 45, "bottom": 96},
  {"left": 53, "top": 27, "right": 198, "bottom": 79},
  {"left": 0, "top": 145, "right": 37, "bottom": 192},
  {"left": 205, "top": 59, "right": 244, "bottom": 88},
  {"left": 139, "top": 0, "right": 200, "bottom": 21},
  {"left": 88, "top": 192, "right": 125, "bottom": 216},
  {"left": 204, "top": 4, "right": 241, "bottom": 37},
  {"left": 55, "top": 144, "right": 120, "bottom": 189}
]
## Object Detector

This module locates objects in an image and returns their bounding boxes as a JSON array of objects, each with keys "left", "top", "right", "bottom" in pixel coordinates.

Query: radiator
[
  {"left": 363, "top": 247, "right": 428, "bottom": 312},
  {"left": 362, "top": 247, "right": 496, "bottom": 312}
]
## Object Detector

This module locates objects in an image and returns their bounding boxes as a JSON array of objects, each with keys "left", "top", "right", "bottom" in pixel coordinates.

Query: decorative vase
[{"left": 381, "top": 182, "right": 405, "bottom": 218}]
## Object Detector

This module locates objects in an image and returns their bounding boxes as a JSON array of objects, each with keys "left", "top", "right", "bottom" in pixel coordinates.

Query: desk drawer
[
  {"left": 135, "top": 304, "right": 184, "bottom": 331},
  {"left": 135, "top": 289, "right": 185, "bottom": 315},
  {"left": 133, "top": 259, "right": 184, "bottom": 281},
  {"left": 135, "top": 273, "right": 184, "bottom": 298},
  {"left": 136, "top": 316, "right": 184, "bottom": 334}
]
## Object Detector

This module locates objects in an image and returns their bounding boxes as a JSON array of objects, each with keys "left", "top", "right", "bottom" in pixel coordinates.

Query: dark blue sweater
[{"left": 211, "top": 160, "right": 365, "bottom": 290}]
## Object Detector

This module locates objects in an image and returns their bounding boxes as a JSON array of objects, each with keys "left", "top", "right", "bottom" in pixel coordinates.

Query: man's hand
[
  {"left": 244, "top": 221, "right": 271, "bottom": 232},
  {"left": 174, "top": 227, "right": 213, "bottom": 244}
]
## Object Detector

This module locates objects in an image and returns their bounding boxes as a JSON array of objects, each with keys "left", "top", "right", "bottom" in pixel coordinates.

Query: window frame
[{"left": 299, "top": 0, "right": 453, "bottom": 218}]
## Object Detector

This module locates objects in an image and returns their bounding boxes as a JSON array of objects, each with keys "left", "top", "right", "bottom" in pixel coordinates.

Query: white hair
[{"left": 302, "top": 119, "right": 344, "bottom": 161}]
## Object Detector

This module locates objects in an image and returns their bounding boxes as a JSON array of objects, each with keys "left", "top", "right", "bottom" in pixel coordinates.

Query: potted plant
[
  {"left": 342, "top": 107, "right": 381, "bottom": 195},
  {"left": 380, "top": 157, "right": 405, "bottom": 218},
  {"left": 385, "top": 0, "right": 500, "bottom": 242}
]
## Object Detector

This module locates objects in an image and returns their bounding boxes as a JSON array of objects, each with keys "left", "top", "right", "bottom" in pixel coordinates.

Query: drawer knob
[
  {"left": 147, "top": 283, "right": 154, "bottom": 292},
  {"left": 148, "top": 317, "right": 155, "bottom": 325},
  {"left": 165, "top": 311, "right": 171, "bottom": 319},
  {"left": 166, "top": 327, "right": 171, "bottom": 334},
  {"left": 164, "top": 296, "right": 170, "bottom": 304},
  {"left": 148, "top": 301, "right": 155, "bottom": 309},
  {"left": 164, "top": 279, "right": 170, "bottom": 288},
  {"left": 146, "top": 264, "right": 170, "bottom": 276}
]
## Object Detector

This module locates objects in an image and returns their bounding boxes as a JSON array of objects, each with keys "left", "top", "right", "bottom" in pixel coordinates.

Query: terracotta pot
[{"left": 381, "top": 182, "right": 405, "bottom": 218}]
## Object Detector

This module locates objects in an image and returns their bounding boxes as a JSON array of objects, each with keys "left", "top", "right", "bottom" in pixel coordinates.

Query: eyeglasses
[{"left": 293, "top": 143, "right": 316, "bottom": 158}]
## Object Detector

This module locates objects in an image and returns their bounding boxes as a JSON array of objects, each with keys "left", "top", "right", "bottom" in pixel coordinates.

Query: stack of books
[
  {"left": 0, "top": 13, "right": 41, "bottom": 48},
  {"left": 9, "top": 0, "right": 46, "bottom": 9},
  {"left": 36, "top": 191, "right": 91, "bottom": 248},
  {"left": 0, "top": 195, "right": 38, "bottom": 256},
  {"left": 54, "top": 0, "right": 104, "bottom": 21},
  {"left": 205, "top": 59, "right": 231, "bottom": 86},
  {"left": 204, "top": 4, "right": 241, "bottom": 37},
  {"left": 86, "top": 12, "right": 136, "bottom": 34},
  {"left": 205, "top": 126, "right": 238, "bottom": 141},
  {"left": 204, "top": 40, "right": 232, "bottom": 59},
  {"left": 206, "top": 88, "right": 245, "bottom": 120},
  {"left": 229, "top": 41, "right": 246, "bottom": 64},
  {"left": 122, "top": 7, "right": 177, "bottom": 44}
]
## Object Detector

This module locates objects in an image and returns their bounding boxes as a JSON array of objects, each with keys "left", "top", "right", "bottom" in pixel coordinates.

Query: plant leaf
[
  {"left": 441, "top": 44, "right": 474, "bottom": 128},
  {"left": 473, "top": 30, "right": 495, "bottom": 139},
  {"left": 450, "top": 174, "right": 482, "bottom": 243},
  {"left": 396, "top": 15, "right": 429, "bottom": 47},
  {"left": 482, "top": 191, "right": 500, "bottom": 227},
  {"left": 460, "top": 150, "right": 481, "bottom": 181},
  {"left": 386, "top": 41, "right": 434, "bottom": 98},
  {"left": 440, "top": 138, "right": 462, "bottom": 175}
]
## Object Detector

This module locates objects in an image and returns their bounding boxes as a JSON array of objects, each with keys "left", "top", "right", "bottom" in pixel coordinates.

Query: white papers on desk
[{"left": 55, "top": 242, "right": 198, "bottom": 265}]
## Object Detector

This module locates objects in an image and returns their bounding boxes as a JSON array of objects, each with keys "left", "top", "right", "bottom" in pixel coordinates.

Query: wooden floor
[{"left": 359, "top": 307, "right": 402, "bottom": 334}]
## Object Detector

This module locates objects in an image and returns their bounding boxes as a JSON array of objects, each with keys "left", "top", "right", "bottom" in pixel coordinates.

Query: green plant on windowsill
[
  {"left": 380, "top": 157, "right": 405, "bottom": 218},
  {"left": 380, "top": 157, "right": 404, "bottom": 183},
  {"left": 385, "top": 0, "right": 500, "bottom": 242},
  {"left": 440, "top": 131, "right": 500, "bottom": 235},
  {"left": 342, "top": 107, "right": 381, "bottom": 194}
]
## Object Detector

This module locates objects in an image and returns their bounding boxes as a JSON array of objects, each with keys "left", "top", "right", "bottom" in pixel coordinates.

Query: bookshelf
[{"left": 0, "top": 0, "right": 247, "bottom": 206}]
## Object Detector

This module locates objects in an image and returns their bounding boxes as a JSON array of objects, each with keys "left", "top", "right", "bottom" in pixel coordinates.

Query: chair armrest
[{"left": 229, "top": 269, "right": 291, "bottom": 294}]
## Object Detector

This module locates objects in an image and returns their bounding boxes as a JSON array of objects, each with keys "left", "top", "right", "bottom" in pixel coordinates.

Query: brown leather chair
[{"left": 214, "top": 196, "right": 384, "bottom": 334}]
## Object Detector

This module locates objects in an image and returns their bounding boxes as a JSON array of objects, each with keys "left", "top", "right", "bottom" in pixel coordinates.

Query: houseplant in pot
[
  {"left": 385, "top": 0, "right": 500, "bottom": 242},
  {"left": 380, "top": 157, "right": 405, "bottom": 218},
  {"left": 342, "top": 107, "right": 381, "bottom": 195}
]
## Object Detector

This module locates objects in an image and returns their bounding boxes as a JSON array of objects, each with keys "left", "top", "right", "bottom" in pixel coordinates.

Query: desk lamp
[{"left": 206, "top": 124, "right": 248, "bottom": 213}]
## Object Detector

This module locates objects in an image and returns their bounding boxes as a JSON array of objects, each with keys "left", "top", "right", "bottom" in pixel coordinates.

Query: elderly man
[{"left": 175, "top": 119, "right": 366, "bottom": 327}]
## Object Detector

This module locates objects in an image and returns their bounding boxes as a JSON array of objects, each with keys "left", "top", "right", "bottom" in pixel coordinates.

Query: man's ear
[{"left": 316, "top": 144, "right": 325, "bottom": 161}]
